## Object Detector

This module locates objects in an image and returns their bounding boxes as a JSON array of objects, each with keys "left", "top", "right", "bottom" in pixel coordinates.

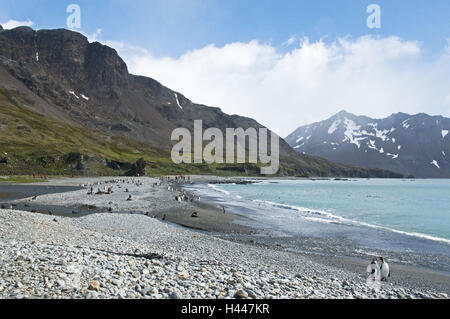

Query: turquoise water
[
  {"left": 185, "top": 179, "right": 450, "bottom": 272},
  {"left": 216, "top": 179, "right": 450, "bottom": 243}
]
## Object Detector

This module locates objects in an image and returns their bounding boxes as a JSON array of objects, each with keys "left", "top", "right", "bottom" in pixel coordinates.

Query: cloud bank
[
  {"left": 95, "top": 35, "right": 450, "bottom": 136},
  {"left": 1, "top": 19, "right": 34, "bottom": 30}
]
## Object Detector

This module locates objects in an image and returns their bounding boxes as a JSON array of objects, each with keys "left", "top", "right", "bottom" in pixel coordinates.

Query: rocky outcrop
[{"left": 126, "top": 158, "right": 147, "bottom": 176}]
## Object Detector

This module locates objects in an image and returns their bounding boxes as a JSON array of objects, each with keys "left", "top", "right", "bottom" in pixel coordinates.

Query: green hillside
[{"left": 0, "top": 88, "right": 263, "bottom": 176}]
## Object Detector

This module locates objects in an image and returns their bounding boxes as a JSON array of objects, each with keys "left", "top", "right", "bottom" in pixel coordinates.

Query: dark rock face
[
  {"left": 0, "top": 25, "right": 3, "bottom": 31},
  {"left": 106, "top": 159, "right": 124, "bottom": 171},
  {"left": 286, "top": 110, "right": 450, "bottom": 178},
  {"left": 126, "top": 158, "right": 147, "bottom": 176}
]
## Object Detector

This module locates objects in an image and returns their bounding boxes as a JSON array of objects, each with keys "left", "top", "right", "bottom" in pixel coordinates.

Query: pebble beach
[{"left": 0, "top": 176, "right": 449, "bottom": 299}]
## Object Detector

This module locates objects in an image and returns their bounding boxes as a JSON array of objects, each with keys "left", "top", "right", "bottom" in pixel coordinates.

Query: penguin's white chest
[{"left": 380, "top": 263, "right": 390, "bottom": 278}]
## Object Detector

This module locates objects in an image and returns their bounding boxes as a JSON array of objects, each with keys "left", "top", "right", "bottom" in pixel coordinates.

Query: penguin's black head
[{"left": 379, "top": 257, "right": 385, "bottom": 262}]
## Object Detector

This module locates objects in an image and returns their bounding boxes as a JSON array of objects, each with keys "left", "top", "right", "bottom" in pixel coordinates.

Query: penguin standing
[
  {"left": 366, "top": 257, "right": 381, "bottom": 288},
  {"left": 366, "top": 258, "right": 380, "bottom": 278},
  {"left": 379, "top": 257, "right": 391, "bottom": 281}
]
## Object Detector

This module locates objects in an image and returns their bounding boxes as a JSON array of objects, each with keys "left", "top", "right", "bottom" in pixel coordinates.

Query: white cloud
[
  {"left": 1, "top": 19, "right": 34, "bottom": 30},
  {"left": 282, "top": 36, "right": 297, "bottom": 47},
  {"left": 86, "top": 28, "right": 103, "bottom": 42},
  {"left": 99, "top": 35, "right": 450, "bottom": 137}
]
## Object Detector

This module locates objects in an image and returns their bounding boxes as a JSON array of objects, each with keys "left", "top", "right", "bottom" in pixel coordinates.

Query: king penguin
[
  {"left": 379, "top": 257, "right": 391, "bottom": 281},
  {"left": 367, "top": 258, "right": 380, "bottom": 277}
]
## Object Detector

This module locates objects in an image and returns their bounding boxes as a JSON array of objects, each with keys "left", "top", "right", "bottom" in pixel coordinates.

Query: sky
[{"left": 1, "top": 0, "right": 450, "bottom": 136}]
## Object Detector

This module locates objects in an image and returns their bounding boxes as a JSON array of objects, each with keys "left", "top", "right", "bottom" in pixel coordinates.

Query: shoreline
[
  {"left": 0, "top": 176, "right": 449, "bottom": 298},
  {"left": 179, "top": 177, "right": 450, "bottom": 295}
]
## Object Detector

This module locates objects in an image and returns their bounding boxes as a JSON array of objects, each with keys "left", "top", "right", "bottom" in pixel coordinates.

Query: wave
[
  {"left": 204, "top": 183, "right": 450, "bottom": 245},
  {"left": 207, "top": 184, "right": 232, "bottom": 196},
  {"left": 252, "top": 199, "right": 450, "bottom": 245}
]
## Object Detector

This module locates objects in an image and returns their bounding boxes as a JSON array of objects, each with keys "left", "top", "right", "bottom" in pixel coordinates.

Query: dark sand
[
  {"left": 0, "top": 184, "right": 84, "bottom": 217},
  {"left": 152, "top": 199, "right": 255, "bottom": 235},
  {"left": 0, "top": 184, "right": 81, "bottom": 201}
]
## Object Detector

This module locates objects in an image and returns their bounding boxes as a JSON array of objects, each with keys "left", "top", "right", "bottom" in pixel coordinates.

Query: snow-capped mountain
[{"left": 286, "top": 110, "right": 450, "bottom": 178}]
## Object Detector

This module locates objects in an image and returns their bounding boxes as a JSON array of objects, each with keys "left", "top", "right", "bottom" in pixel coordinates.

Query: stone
[
  {"left": 178, "top": 273, "right": 189, "bottom": 280},
  {"left": 246, "top": 289, "right": 257, "bottom": 299},
  {"left": 150, "top": 287, "right": 158, "bottom": 294},
  {"left": 170, "top": 291, "right": 180, "bottom": 299},
  {"left": 234, "top": 289, "right": 248, "bottom": 299},
  {"left": 88, "top": 281, "right": 100, "bottom": 291}
]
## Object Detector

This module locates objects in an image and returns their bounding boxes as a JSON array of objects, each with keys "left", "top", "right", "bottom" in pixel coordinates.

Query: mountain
[
  {"left": 286, "top": 110, "right": 450, "bottom": 178},
  {"left": 0, "top": 26, "right": 400, "bottom": 178}
]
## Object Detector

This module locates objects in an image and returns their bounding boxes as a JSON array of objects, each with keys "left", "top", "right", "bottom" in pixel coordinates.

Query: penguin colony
[{"left": 78, "top": 176, "right": 199, "bottom": 217}]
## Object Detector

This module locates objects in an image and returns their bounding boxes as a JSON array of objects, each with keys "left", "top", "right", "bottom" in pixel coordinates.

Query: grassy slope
[{"left": 0, "top": 88, "right": 263, "bottom": 176}]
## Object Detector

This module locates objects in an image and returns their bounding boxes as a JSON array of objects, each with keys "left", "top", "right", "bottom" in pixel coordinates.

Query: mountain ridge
[{"left": 286, "top": 110, "right": 450, "bottom": 178}]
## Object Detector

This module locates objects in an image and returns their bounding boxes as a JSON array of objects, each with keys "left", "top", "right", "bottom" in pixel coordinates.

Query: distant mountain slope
[
  {"left": 286, "top": 110, "right": 450, "bottom": 178},
  {"left": 0, "top": 26, "right": 400, "bottom": 177}
]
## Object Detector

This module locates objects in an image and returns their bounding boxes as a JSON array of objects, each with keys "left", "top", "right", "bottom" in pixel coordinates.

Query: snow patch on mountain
[
  {"left": 387, "top": 153, "right": 399, "bottom": 159},
  {"left": 430, "top": 160, "right": 440, "bottom": 169},
  {"left": 343, "top": 119, "right": 364, "bottom": 148},
  {"left": 402, "top": 119, "right": 411, "bottom": 129},
  {"left": 328, "top": 120, "right": 340, "bottom": 135},
  {"left": 69, "top": 91, "right": 79, "bottom": 99},
  {"left": 367, "top": 140, "right": 377, "bottom": 150},
  {"left": 174, "top": 93, "right": 182, "bottom": 109}
]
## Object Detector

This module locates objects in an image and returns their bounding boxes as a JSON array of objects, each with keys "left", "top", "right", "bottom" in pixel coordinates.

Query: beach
[{"left": 0, "top": 176, "right": 449, "bottom": 299}]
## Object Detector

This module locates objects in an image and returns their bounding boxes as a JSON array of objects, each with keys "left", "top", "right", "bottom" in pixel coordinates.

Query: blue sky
[
  {"left": 1, "top": 1, "right": 450, "bottom": 135},
  {"left": 1, "top": 0, "right": 449, "bottom": 58}
]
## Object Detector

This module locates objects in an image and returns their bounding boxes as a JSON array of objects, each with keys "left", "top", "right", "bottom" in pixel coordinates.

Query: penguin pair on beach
[{"left": 367, "top": 257, "right": 390, "bottom": 281}]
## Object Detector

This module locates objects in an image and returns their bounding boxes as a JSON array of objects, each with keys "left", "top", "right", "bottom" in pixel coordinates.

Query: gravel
[{"left": 0, "top": 208, "right": 447, "bottom": 299}]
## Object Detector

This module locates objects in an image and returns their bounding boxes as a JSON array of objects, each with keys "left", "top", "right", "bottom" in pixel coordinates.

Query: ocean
[{"left": 184, "top": 179, "right": 450, "bottom": 274}]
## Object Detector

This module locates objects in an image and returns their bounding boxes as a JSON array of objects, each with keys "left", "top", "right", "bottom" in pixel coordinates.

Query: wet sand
[
  {"left": 152, "top": 200, "right": 255, "bottom": 234},
  {"left": 0, "top": 184, "right": 81, "bottom": 201}
]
